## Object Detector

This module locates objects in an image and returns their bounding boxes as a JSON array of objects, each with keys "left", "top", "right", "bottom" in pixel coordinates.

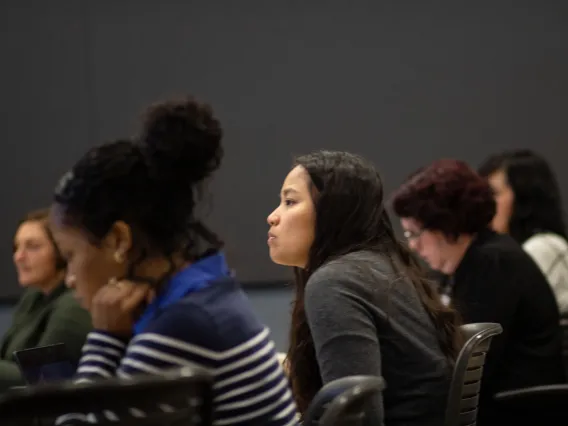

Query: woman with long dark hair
[
  {"left": 267, "top": 151, "right": 461, "bottom": 426},
  {"left": 478, "top": 149, "right": 568, "bottom": 314}
]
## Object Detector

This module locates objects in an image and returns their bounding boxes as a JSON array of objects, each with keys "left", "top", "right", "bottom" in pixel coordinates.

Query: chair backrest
[
  {"left": 444, "top": 323, "right": 503, "bottom": 426},
  {"left": 0, "top": 366, "right": 213, "bottom": 426},
  {"left": 494, "top": 384, "right": 568, "bottom": 425},
  {"left": 560, "top": 319, "right": 568, "bottom": 379},
  {"left": 303, "top": 376, "right": 386, "bottom": 426}
]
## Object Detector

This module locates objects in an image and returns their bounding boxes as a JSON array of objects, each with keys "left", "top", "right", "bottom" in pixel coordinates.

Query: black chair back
[
  {"left": 444, "top": 323, "right": 503, "bottom": 426},
  {"left": 303, "top": 375, "right": 386, "bottom": 426},
  {"left": 560, "top": 318, "right": 568, "bottom": 379},
  {"left": 0, "top": 366, "right": 213, "bottom": 426},
  {"left": 494, "top": 384, "right": 568, "bottom": 426}
]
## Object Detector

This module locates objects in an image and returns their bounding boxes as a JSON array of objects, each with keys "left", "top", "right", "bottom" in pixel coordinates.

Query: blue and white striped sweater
[{"left": 58, "top": 278, "right": 298, "bottom": 426}]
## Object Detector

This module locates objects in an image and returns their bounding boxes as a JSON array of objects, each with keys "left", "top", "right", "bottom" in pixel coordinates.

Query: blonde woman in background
[{"left": 0, "top": 209, "right": 91, "bottom": 391}]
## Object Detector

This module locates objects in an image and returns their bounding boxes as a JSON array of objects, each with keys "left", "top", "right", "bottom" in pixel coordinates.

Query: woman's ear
[{"left": 105, "top": 221, "right": 133, "bottom": 258}]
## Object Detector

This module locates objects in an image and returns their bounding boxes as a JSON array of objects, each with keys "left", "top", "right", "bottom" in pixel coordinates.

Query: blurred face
[
  {"left": 49, "top": 205, "right": 130, "bottom": 311},
  {"left": 267, "top": 166, "right": 316, "bottom": 269},
  {"left": 400, "top": 217, "right": 454, "bottom": 272},
  {"left": 13, "top": 221, "right": 61, "bottom": 289},
  {"left": 487, "top": 170, "right": 514, "bottom": 234}
]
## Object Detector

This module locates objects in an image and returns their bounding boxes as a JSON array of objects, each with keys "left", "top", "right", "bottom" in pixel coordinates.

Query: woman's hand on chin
[{"left": 91, "top": 279, "right": 155, "bottom": 336}]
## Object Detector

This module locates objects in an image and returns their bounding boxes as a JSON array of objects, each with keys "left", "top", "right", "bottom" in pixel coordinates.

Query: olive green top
[{"left": 0, "top": 284, "right": 92, "bottom": 391}]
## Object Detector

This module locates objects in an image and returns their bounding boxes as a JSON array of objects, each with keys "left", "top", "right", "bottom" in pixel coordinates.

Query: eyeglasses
[{"left": 403, "top": 229, "right": 424, "bottom": 240}]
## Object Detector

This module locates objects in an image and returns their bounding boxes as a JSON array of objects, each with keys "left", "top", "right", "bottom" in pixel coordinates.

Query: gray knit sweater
[{"left": 304, "top": 250, "right": 451, "bottom": 426}]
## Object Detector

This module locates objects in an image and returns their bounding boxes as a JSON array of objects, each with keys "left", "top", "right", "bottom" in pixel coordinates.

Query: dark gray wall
[{"left": 1, "top": 2, "right": 568, "bottom": 298}]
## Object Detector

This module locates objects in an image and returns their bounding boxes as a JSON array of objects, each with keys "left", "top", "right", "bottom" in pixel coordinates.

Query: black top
[
  {"left": 305, "top": 250, "right": 452, "bottom": 426},
  {"left": 452, "top": 229, "right": 565, "bottom": 424}
]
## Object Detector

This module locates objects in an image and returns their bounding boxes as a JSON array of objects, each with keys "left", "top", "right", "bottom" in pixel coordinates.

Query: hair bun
[{"left": 139, "top": 96, "right": 224, "bottom": 185}]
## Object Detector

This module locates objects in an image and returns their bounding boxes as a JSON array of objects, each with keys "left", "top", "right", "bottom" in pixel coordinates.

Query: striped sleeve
[
  {"left": 210, "top": 328, "right": 297, "bottom": 426},
  {"left": 118, "top": 327, "right": 297, "bottom": 426},
  {"left": 74, "top": 331, "right": 128, "bottom": 383},
  {"left": 57, "top": 321, "right": 298, "bottom": 425}
]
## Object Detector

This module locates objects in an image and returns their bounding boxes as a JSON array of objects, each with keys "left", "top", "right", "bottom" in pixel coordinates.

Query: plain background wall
[{"left": 1, "top": 1, "right": 568, "bottom": 311}]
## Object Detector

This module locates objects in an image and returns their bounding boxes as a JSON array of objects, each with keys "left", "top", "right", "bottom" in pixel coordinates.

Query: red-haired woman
[{"left": 391, "top": 159, "right": 565, "bottom": 426}]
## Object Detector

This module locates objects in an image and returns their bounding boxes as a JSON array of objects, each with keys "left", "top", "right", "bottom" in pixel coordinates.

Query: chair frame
[
  {"left": 493, "top": 384, "right": 568, "bottom": 425},
  {"left": 0, "top": 366, "right": 213, "bottom": 426},
  {"left": 494, "top": 384, "right": 568, "bottom": 402},
  {"left": 305, "top": 375, "right": 385, "bottom": 426},
  {"left": 444, "top": 323, "right": 503, "bottom": 426}
]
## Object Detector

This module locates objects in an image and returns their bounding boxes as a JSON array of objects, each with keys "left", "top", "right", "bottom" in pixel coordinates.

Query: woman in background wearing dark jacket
[
  {"left": 391, "top": 159, "right": 565, "bottom": 426},
  {"left": 0, "top": 209, "right": 91, "bottom": 391}
]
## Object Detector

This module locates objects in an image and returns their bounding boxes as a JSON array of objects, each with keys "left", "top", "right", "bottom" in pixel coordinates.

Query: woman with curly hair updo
[
  {"left": 49, "top": 96, "right": 297, "bottom": 426},
  {"left": 391, "top": 159, "right": 565, "bottom": 426}
]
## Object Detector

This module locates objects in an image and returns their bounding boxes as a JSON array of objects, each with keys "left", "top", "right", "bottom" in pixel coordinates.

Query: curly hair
[
  {"left": 53, "top": 96, "right": 224, "bottom": 280},
  {"left": 478, "top": 149, "right": 567, "bottom": 244},
  {"left": 391, "top": 159, "right": 496, "bottom": 240},
  {"left": 287, "top": 151, "right": 463, "bottom": 415}
]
